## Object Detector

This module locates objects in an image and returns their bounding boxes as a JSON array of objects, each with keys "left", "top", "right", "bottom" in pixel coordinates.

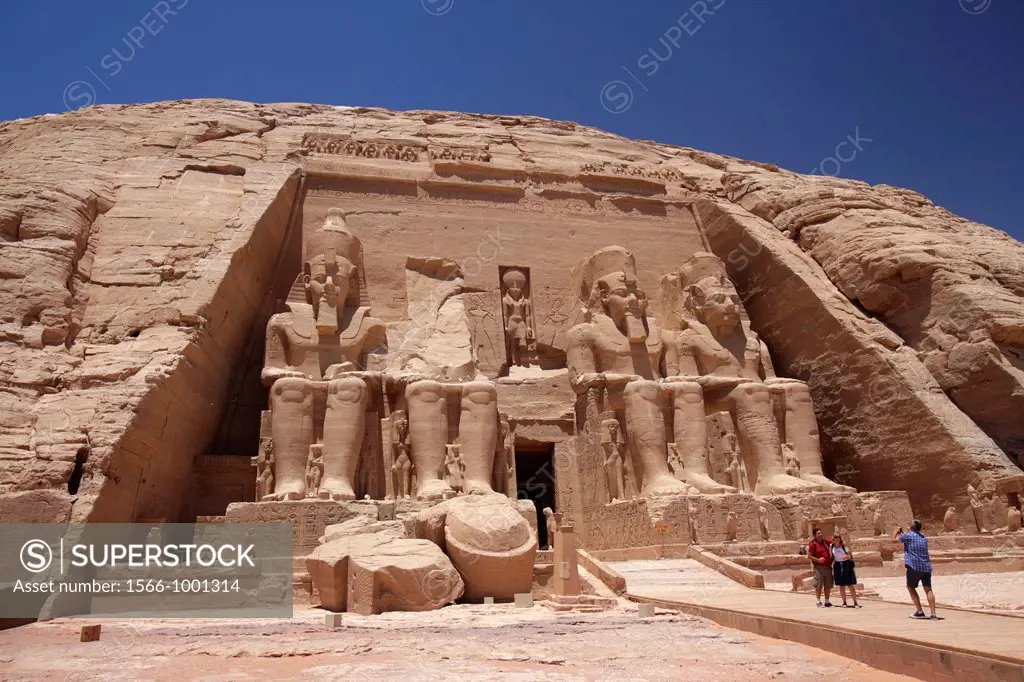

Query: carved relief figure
[
  {"left": 873, "top": 506, "right": 887, "bottom": 536},
  {"left": 942, "top": 505, "right": 958, "bottom": 534},
  {"left": 1008, "top": 506, "right": 1022, "bottom": 533},
  {"left": 757, "top": 502, "right": 771, "bottom": 541},
  {"left": 968, "top": 484, "right": 988, "bottom": 533},
  {"left": 501, "top": 268, "right": 535, "bottom": 367},
  {"left": 565, "top": 246, "right": 691, "bottom": 497},
  {"left": 601, "top": 419, "right": 627, "bottom": 502},
  {"left": 782, "top": 443, "right": 801, "bottom": 478},
  {"left": 725, "top": 511, "right": 738, "bottom": 543},
  {"left": 663, "top": 252, "right": 853, "bottom": 495},
  {"left": 543, "top": 506, "right": 556, "bottom": 550},
  {"left": 261, "top": 211, "right": 387, "bottom": 501},
  {"left": 390, "top": 411, "right": 413, "bottom": 499},
  {"left": 444, "top": 443, "right": 465, "bottom": 492}
]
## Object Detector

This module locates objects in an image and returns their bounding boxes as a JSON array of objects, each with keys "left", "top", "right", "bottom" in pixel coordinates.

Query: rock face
[
  {"left": 307, "top": 520, "right": 463, "bottom": 615},
  {"left": 0, "top": 99, "right": 1020, "bottom": 526}
]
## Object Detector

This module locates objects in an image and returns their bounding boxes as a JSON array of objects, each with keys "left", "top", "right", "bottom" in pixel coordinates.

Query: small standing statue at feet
[
  {"left": 726, "top": 441, "right": 748, "bottom": 492},
  {"left": 666, "top": 442, "right": 685, "bottom": 481},
  {"left": 782, "top": 442, "right": 801, "bottom": 478},
  {"left": 501, "top": 268, "right": 535, "bottom": 367},
  {"left": 968, "top": 484, "right": 988, "bottom": 533},
  {"left": 499, "top": 414, "right": 517, "bottom": 497},
  {"left": 391, "top": 411, "right": 412, "bottom": 500},
  {"left": 543, "top": 506, "right": 556, "bottom": 550},
  {"left": 602, "top": 419, "right": 626, "bottom": 502},
  {"left": 445, "top": 443, "right": 464, "bottom": 493},
  {"left": 1009, "top": 506, "right": 1022, "bottom": 533},
  {"left": 725, "top": 511, "right": 738, "bottom": 543},
  {"left": 757, "top": 503, "right": 771, "bottom": 541},
  {"left": 253, "top": 440, "right": 274, "bottom": 499},
  {"left": 942, "top": 505, "right": 958, "bottom": 534},
  {"left": 305, "top": 446, "right": 323, "bottom": 498}
]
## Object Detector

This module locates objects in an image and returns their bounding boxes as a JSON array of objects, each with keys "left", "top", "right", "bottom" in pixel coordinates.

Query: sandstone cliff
[{"left": 0, "top": 99, "right": 1020, "bottom": 525}]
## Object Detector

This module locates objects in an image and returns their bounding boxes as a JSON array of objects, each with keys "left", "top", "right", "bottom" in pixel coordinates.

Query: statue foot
[
  {"left": 416, "top": 478, "right": 454, "bottom": 501},
  {"left": 755, "top": 474, "right": 821, "bottom": 495},
  {"left": 463, "top": 481, "right": 495, "bottom": 495},
  {"left": 682, "top": 473, "right": 737, "bottom": 495},
  {"left": 642, "top": 475, "right": 693, "bottom": 497},
  {"left": 801, "top": 473, "right": 855, "bottom": 492},
  {"left": 260, "top": 482, "right": 305, "bottom": 501},
  {"left": 317, "top": 479, "right": 355, "bottom": 501}
]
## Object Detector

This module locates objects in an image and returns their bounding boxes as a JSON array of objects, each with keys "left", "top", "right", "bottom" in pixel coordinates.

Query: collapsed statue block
[
  {"left": 411, "top": 493, "right": 538, "bottom": 601},
  {"left": 307, "top": 529, "right": 464, "bottom": 614}
]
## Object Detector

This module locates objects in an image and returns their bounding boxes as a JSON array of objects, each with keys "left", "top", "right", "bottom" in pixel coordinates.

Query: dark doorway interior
[{"left": 515, "top": 444, "right": 556, "bottom": 549}]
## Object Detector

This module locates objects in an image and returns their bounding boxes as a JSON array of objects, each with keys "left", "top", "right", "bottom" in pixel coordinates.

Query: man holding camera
[{"left": 894, "top": 520, "right": 938, "bottom": 620}]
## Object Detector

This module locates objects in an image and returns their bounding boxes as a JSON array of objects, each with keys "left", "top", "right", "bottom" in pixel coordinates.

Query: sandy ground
[
  {"left": 868, "top": 570, "right": 1024, "bottom": 614},
  {"left": 0, "top": 601, "right": 915, "bottom": 681}
]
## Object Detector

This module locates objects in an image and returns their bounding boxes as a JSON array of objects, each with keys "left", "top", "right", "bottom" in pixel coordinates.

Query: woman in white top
[{"left": 831, "top": 533, "right": 860, "bottom": 607}]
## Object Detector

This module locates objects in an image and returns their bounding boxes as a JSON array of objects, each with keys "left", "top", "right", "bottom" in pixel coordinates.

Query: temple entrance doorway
[{"left": 515, "top": 444, "right": 556, "bottom": 549}]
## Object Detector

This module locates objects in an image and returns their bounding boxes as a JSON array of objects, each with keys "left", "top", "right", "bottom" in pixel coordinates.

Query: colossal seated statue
[
  {"left": 662, "top": 252, "right": 853, "bottom": 495},
  {"left": 564, "top": 246, "right": 692, "bottom": 497},
  {"left": 260, "top": 210, "right": 500, "bottom": 502}
]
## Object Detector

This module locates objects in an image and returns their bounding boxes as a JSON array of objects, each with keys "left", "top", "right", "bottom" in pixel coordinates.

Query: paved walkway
[{"left": 610, "top": 559, "right": 1024, "bottom": 681}]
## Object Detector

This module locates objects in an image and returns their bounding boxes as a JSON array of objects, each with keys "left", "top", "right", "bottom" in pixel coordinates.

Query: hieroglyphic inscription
[
  {"left": 301, "top": 134, "right": 422, "bottom": 161},
  {"left": 429, "top": 147, "right": 492, "bottom": 163},
  {"left": 579, "top": 161, "right": 683, "bottom": 183}
]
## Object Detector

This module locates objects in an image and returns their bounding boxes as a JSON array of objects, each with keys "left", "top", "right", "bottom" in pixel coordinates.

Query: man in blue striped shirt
[{"left": 894, "top": 520, "right": 938, "bottom": 620}]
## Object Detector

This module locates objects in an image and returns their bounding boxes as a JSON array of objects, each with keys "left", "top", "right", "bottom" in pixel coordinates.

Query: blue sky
[{"left": 1, "top": 0, "right": 1021, "bottom": 240}]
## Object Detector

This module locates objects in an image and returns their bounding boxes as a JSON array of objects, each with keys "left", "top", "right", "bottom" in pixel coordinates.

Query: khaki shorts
[{"left": 813, "top": 564, "right": 834, "bottom": 590}]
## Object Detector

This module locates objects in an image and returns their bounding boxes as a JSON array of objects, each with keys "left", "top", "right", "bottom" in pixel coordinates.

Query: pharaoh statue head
[
  {"left": 502, "top": 268, "right": 527, "bottom": 300},
  {"left": 303, "top": 209, "right": 362, "bottom": 332},
  {"left": 576, "top": 246, "right": 649, "bottom": 342},
  {"left": 678, "top": 252, "right": 742, "bottom": 333}
]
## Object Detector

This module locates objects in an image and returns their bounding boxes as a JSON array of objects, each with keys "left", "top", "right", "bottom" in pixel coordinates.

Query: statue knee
[
  {"left": 327, "top": 376, "right": 368, "bottom": 405},
  {"left": 271, "top": 377, "right": 313, "bottom": 405},
  {"left": 739, "top": 382, "right": 772, "bottom": 407},
  {"left": 461, "top": 381, "right": 497, "bottom": 406},
  {"left": 406, "top": 380, "right": 446, "bottom": 404},
  {"left": 623, "top": 379, "right": 660, "bottom": 401},
  {"left": 669, "top": 381, "right": 703, "bottom": 404}
]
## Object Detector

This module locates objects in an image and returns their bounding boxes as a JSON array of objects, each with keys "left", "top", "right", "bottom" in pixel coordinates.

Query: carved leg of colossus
[
  {"left": 459, "top": 382, "right": 498, "bottom": 494},
  {"left": 668, "top": 381, "right": 735, "bottom": 494},
  {"left": 773, "top": 382, "right": 853, "bottom": 492},
  {"left": 731, "top": 383, "right": 820, "bottom": 495},
  {"left": 622, "top": 381, "right": 690, "bottom": 496},
  {"left": 320, "top": 377, "right": 369, "bottom": 501},
  {"left": 406, "top": 380, "right": 453, "bottom": 500},
  {"left": 267, "top": 377, "right": 314, "bottom": 501}
]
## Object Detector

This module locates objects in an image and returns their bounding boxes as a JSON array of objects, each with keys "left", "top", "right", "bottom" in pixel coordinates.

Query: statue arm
[
  {"left": 663, "top": 329, "right": 701, "bottom": 378},
  {"left": 261, "top": 316, "right": 302, "bottom": 387},
  {"left": 758, "top": 336, "right": 778, "bottom": 379},
  {"left": 525, "top": 298, "right": 535, "bottom": 337},
  {"left": 566, "top": 325, "right": 603, "bottom": 394}
]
